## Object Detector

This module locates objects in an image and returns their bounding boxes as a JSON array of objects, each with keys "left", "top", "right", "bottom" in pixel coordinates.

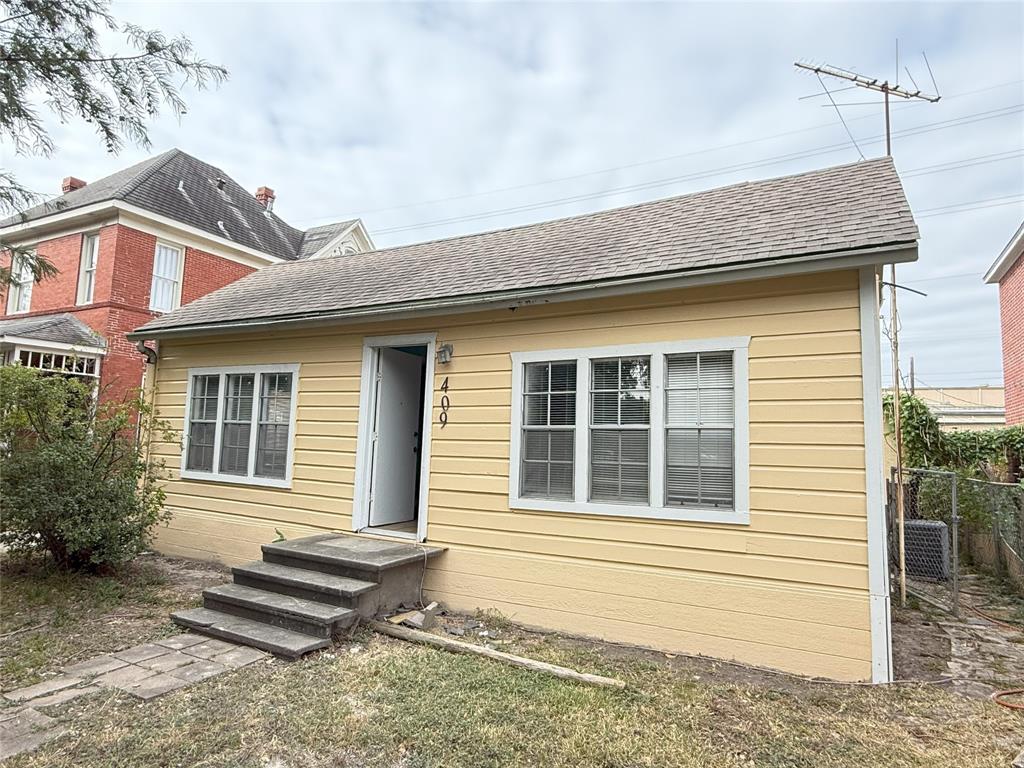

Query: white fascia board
[
  {"left": 128, "top": 243, "right": 917, "bottom": 341},
  {"left": 984, "top": 221, "right": 1024, "bottom": 284},
  {"left": 352, "top": 220, "right": 375, "bottom": 251},
  {"left": 0, "top": 201, "right": 119, "bottom": 245},
  {"left": 114, "top": 204, "right": 284, "bottom": 268},
  {"left": 0, "top": 200, "right": 284, "bottom": 269}
]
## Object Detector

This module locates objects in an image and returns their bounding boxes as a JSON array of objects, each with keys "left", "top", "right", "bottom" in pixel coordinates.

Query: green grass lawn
[{"left": 2, "top": 556, "right": 1020, "bottom": 768}]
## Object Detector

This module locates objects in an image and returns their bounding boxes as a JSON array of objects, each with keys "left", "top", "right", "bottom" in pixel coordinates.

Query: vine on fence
[{"left": 882, "top": 392, "right": 1024, "bottom": 481}]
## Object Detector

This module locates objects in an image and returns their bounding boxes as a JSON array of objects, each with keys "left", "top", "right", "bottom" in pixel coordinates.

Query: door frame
[{"left": 353, "top": 332, "right": 436, "bottom": 542}]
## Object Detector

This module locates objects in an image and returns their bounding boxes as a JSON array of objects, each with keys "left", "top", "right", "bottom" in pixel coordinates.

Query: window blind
[
  {"left": 590, "top": 356, "right": 650, "bottom": 503},
  {"left": 665, "top": 352, "right": 735, "bottom": 508}
]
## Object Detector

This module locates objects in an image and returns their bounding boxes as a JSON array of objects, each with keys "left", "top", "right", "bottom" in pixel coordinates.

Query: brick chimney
[
  {"left": 62, "top": 176, "right": 87, "bottom": 194},
  {"left": 255, "top": 186, "right": 276, "bottom": 210}
]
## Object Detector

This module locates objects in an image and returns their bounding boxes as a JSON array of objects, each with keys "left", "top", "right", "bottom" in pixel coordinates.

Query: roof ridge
[
  {"left": 118, "top": 148, "right": 182, "bottom": 198},
  {"left": 304, "top": 156, "right": 894, "bottom": 267}
]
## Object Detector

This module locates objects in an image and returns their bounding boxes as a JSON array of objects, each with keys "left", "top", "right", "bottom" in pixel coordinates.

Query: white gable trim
[
  {"left": 984, "top": 221, "right": 1024, "bottom": 284},
  {"left": 306, "top": 220, "right": 375, "bottom": 260}
]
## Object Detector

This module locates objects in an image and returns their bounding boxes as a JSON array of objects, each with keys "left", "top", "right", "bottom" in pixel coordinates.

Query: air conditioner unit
[{"left": 904, "top": 519, "right": 950, "bottom": 581}]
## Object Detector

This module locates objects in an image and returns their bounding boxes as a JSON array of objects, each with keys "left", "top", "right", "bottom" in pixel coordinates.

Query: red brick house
[
  {"left": 0, "top": 149, "right": 372, "bottom": 400},
  {"left": 986, "top": 221, "right": 1023, "bottom": 426}
]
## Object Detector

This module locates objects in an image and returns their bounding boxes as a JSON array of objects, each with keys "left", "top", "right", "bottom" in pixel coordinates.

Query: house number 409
[{"left": 438, "top": 377, "right": 451, "bottom": 428}]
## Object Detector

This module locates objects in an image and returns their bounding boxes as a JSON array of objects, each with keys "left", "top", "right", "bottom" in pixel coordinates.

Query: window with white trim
[
  {"left": 590, "top": 356, "right": 650, "bottom": 503},
  {"left": 521, "top": 361, "right": 576, "bottom": 499},
  {"left": 665, "top": 352, "right": 735, "bottom": 509},
  {"left": 183, "top": 365, "right": 299, "bottom": 487},
  {"left": 150, "top": 242, "right": 183, "bottom": 312},
  {"left": 6, "top": 254, "right": 34, "bottom": 314},
  {"left": 77, "top": 233, "right": 99, "bottom": 305},
  {"left": 509, "top": 338, "right": 750, "bottom": 524}
]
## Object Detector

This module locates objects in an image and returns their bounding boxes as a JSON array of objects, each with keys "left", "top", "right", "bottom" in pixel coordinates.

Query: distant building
[
  {"left": 1, "top": 149, "right": 373, "bottom": 401},
  {"left": 899, "top": 386, "right": 1006, "bottom": 431},
  {"left": 985, "top": 222, "right": 1023, "bottom": 426}
]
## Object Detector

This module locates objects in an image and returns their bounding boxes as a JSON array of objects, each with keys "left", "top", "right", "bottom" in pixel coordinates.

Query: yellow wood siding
[{"left": 148, "top": 269, "right": 873, "bottom": 680}]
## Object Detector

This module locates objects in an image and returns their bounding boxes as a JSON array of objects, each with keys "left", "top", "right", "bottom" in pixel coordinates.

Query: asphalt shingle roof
[
  {"left": 133, "top": 157, "right": 918, "bottom": 337},
  {"left": 0, "top": 313, "right": 107, "bottom": 349},
  {"left": 3, "top": 149, "right": 356, "bottom": 262}
]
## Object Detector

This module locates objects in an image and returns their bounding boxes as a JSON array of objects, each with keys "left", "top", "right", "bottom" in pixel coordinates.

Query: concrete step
[
  {"left": 171, "top": 608, "right": 330, "bottom": 659},
  {"left": 261, "top": 534, "right": 445, "bottom": 581},
  {"left": 202, "top": 584, "right": 359, "bottom": 638},
  {"left": 232, "top": 561, "right": 379, "bottom": 609}
]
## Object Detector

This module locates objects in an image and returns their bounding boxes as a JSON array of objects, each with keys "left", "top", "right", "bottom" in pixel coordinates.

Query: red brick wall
[
  {"left": 2, "top": 223, "right": 258, "bottom": 402},
  {"left": 181, "top": 247, "right": 254, "bottom": 305},
  {"left": 999, "top": 255, "right": 1023, "bottom": 425}
]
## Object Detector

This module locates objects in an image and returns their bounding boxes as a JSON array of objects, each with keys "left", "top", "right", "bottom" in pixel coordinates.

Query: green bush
[{"left": 0, "top": 366, "right": 173, "bottom": 572}]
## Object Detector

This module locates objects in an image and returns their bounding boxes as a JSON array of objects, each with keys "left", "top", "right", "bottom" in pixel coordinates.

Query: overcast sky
[{"left": 8, "top": 1, "right": 1023, "bottom": 387}]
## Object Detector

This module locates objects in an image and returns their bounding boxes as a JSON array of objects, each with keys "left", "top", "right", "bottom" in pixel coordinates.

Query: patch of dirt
[
  {"left": 891, "top": 605, "right": 953, "bottom": 682},
  {"left": 139, "top": 552, "right": 230, "bottom": 594}
]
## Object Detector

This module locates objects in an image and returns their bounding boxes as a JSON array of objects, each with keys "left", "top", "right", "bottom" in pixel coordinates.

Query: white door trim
[{"left": 353, "top": 332, "right": 437, "bottom": 542}]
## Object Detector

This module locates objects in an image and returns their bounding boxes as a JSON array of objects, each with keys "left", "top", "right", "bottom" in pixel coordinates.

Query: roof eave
[
  {"left": 128, "top": 241, "right": 917, "bottom": 342},
  {"left": 984, "top": 221, "right": 1024, "bottom": 284}
]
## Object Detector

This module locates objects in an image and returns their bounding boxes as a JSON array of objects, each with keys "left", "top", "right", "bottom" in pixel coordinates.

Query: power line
[
  {"left": 916, "top": 196, "right": 1024, "bottom": 219},
  {"left": 902, "top": 271, "right": 984, "bottom": 283},
  {"left": 901, "top": 149, "right": 1024, "bottom": 177},
  {"left": 294, "top": 78, "right": 1023, "bottom": 225},
  {"left": 917, "top": 193, "right": 1024, "bottom": 213},
  {"left": 369, "top": 105, "right": 1022, "bottom": 236}
]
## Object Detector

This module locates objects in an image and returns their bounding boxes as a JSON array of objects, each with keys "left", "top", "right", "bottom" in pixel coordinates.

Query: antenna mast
[{"left": 795, "top": 53, "right": 940, "bottom": 609}]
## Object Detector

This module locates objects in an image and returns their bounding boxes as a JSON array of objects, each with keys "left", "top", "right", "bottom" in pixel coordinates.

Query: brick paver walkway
[{"left": 0, "top": 633, "right": 267, "bottom": 760}]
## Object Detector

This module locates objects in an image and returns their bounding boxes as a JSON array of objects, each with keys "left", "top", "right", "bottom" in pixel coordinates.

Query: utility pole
[
  {"left": 890, "top": 268, "right": 907, "bottom": 607},
  {"left": 795, "top": 54, "right": 940, "bottom": 608},
  {"left": 909, "top": 356, "right": 915, "bottom": 395},
  {"left": 793, "top": 61, "right": 940, "bottom": 154}
]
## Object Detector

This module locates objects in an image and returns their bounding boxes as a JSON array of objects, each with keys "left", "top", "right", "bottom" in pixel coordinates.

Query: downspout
[{"left": 136, "top": 340, "right": 158, "bottom": 365}]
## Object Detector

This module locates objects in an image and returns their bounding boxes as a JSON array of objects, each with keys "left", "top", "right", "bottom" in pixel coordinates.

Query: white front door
[{"left": 369, "top": 347, "right": 423, "bottom": 526}]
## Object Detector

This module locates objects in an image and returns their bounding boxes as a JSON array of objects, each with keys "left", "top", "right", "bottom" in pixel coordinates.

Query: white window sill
[
  {"left": 179, "top": 469, "right": 291, "bottom": 489},
  {"left": 509, "top": 496, "right": 750, "bottom": 525}
]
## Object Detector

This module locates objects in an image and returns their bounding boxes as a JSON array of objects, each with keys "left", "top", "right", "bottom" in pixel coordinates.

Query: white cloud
[{"left": 6, "top": 0, "right": 1022, "bottom": 386}]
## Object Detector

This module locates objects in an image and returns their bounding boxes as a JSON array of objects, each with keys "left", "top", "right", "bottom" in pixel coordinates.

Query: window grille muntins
[
  {"left": 509, "top": 339, "right": 749, "bottom": 524},
  {"left": 77, "top": 234, "right": 99, "bottom": 305},
  {"left": 590, "top": 357, "right": 650, "bottom": 503},
  {"left": 521, "top": 361, "right": 576, "bottom": 499},
  {"left": 16, "top": 349, "right": 99, "bottom": 378},
  {"left": 150, "top": 242, "right": 183, "bottom": 312},
  {"left": 183, "top": 365, "right": 299, "bottom": 487},
  {"left": 6, "top": 255, "right": 34, "bottom": 314},
  {"left": 664, "top": 352, "right": 735, "bottom": 509}
]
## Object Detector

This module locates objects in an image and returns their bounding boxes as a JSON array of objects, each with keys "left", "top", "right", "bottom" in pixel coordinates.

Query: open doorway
[{"left": 354, "top": 334, "right": 435, "bottom": 541}]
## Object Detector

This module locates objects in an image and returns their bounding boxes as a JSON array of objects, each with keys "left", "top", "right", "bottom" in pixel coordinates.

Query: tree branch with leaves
[{"left": 0, "top": 0, "right": 227, "bottom": 285}]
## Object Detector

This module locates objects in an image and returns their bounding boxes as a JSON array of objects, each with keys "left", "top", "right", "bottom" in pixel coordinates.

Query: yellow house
[{"left": 129, "top": 158, "right": 919, "bottom": 683}]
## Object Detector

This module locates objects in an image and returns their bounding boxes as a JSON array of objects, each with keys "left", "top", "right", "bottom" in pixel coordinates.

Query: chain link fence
[
  {"left": 888, "top": 468, "right": 960, "bottom": 615},
  {"left": 888, "top": 468, "right": 1024, "bottom": 615},
  {"left": 957, "top": 476, "right": 1024, "bottom": 594}
]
